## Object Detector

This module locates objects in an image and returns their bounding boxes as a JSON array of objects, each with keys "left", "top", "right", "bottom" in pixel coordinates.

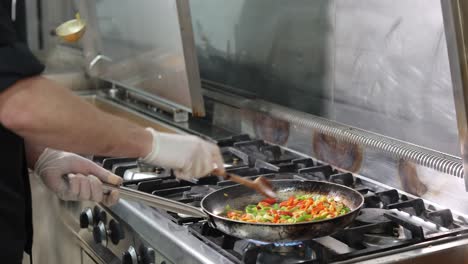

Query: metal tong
[
  {"left": 101, "top": 170, "right": 276, "bottom": 217},
  {"left": 102, "top": 183, "right": 207, "bottom": 218}
]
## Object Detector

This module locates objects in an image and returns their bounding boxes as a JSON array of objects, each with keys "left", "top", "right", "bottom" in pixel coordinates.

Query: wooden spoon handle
[
  {"left": 223, "top": 172, "right": 257, "bottom": 188},
  {"left": 212, "top": 169, "right": 276, "bottom": 198},
  {"left": 213, "top": 169, "right": 256, "bottom": 188}
]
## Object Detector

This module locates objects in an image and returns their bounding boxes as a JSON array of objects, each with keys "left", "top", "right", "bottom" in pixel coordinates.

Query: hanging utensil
[{"left": 55, "top": 13, "right": 86, "bottom": 43}]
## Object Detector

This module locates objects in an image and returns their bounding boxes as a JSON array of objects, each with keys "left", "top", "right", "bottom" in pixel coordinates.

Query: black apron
[{"left": 0, "top": 0, "right": 44, "bottom": 262}]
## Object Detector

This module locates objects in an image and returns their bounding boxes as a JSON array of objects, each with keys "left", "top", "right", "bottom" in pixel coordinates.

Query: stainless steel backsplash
[
  {"left": 191, "top": 0, "right": 468, "bottom": 213},
  {"left": 190, "top": 0, "right": 460, "bottom": 157}
]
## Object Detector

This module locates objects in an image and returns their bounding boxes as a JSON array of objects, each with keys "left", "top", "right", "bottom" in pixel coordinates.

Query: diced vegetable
[
  {"left": 296, "top": 213, "right": 312, "bottom": 222},
  {"left": 261, "top": 198, "right": 277, "bottom": 205},
  {"left": 224, "top": 194, "right": 350, "bottom": 224}
]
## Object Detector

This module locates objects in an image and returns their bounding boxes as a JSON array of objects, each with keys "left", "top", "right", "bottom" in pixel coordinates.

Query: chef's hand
[
  {"left": 34, "top": 148, "right": 123, "bottom": 206},
  {"left": 142, "top": 128, "right": 224, "bottom": 181}
]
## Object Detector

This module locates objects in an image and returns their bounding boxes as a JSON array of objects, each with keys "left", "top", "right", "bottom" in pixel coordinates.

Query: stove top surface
[{"left": 95, "top": 135, "right": 468, "bottom": 264}]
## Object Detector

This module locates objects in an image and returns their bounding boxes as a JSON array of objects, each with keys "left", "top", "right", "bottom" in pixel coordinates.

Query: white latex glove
[
  {"left": 34, "top": 148, "right": 123, "bottom": 206},
  {"left": 142, "top": 128, "right": 224, "bottom": 181}
]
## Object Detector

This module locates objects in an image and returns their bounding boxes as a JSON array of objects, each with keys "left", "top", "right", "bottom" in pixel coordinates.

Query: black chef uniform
[{"left": 0, "top": 0, "right": 45, "bottom": 263}]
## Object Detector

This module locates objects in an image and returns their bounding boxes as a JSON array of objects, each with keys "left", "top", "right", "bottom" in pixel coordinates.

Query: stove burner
[
  {"left": 329, "top": 173, "right": 355, "bottom": 187},
  {"left": 355, "top": 208, "right": 391, "bottom": 224},
  {"left": 137, "top": 160, "right": 160, "bottom": 172},
  {"left": 182, "top": 186, "right": 217, "bottom": 201},
  {"left": 186, "top": 193, "right": 205, "bottom": 201},
  {"left": 233, "top": 139, "right": 299, "bottom": 164},
  {"left": 241, "top": 240, "right": 328, "bottom": 264},
  {"left": 222, "top": 147, "right": 250, "bottom": 167},
  {"left": 362, "top": 234, "right": 405, "bottom": 248},
  {"left": 246, "top": 239, "right": 303, "bottom": 247}
]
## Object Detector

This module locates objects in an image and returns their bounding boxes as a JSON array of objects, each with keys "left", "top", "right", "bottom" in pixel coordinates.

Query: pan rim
[{"left": 201, "top": 179, "right": 365, "bottom": 226}]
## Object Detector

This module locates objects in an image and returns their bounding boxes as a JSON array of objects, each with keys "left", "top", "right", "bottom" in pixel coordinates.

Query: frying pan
[{"left": 104, "top": 179, "right": 364, "bottom": 242}]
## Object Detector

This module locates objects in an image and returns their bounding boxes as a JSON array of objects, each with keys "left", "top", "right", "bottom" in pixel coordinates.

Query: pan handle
[
  {"left": 103, "top": 183, "right": 208, "bottom": 218},
  {"left": 208, "top": 214, "right": 218, "bottom": 228}
]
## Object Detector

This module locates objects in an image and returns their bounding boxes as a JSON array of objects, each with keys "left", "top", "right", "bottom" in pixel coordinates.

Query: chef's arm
[
  {"left": 24, "top": 143, "right": 45, "bottom": 169},
  {"left": 0, "top": 76, "right": 153, "bottom": 162}
]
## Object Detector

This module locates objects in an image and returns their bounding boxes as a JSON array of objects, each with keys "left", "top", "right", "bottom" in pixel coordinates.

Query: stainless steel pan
[{"left": 105, "top": 179, "right": 364, "bottom": 242}]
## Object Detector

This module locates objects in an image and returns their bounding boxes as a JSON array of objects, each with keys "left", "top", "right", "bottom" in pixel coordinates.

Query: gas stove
[{"left": 75, "top": 134, "right": 468, "bottom": 264}]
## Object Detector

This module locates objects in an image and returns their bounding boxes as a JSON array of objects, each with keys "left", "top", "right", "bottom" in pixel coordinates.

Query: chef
[{"left": 0, "top": 1, "right": 224, "bottom": 263}]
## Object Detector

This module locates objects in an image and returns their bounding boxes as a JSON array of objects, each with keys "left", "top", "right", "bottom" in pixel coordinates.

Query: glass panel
[{"left": 87, "top": 0, "right": 203, "bottom": 113}]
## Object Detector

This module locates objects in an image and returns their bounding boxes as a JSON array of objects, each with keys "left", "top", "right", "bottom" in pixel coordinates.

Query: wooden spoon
[{"left": 213, "top": 170, "right": 276, "bottom": 199}]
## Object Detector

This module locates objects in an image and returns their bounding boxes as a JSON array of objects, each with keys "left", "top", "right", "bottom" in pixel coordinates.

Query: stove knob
[
  {"left": 122, "top": 246, "right": 138, "bottom": 264},
  {"left": 79, "top": 207, "right": 93, "bottom": 230},
  {"left": 140, "top": 245, "right": 155, "bottom": 264},
  {"left": 108, "top": 219, "right": 125, "bottom": 245},
  {"left": 92, "top": 221, "right": 107, "bottom": 247},
  {"left": 93, "top": 206, "right": 107, "bottom": 225}
]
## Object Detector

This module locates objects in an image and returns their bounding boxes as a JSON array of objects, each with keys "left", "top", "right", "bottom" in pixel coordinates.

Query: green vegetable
[
  {"left": 313, "top": 214, "right": 328, "bottom": 221},
  {"left": 289, "top": 206, "right": 300, "bottom": 212},
  {"left": 339, "top": 207, "right": 350, "bottom": 215},
  {"left": 245, "top": 205, "right": 257, "bottom": 214},
  {"left": 296, "top": 213, "right": 312, "bottom": 222}
]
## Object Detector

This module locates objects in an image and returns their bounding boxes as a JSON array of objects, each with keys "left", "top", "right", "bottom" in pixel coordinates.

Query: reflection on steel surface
[
  {"left": 205, "top": 90, "right": 468, "bottom": 214},
  {"left": 441, "top": 0, "right": 468, "bottom": 190},
  {"left": 252, "top": 112, "right": 290, "bottom": 145},
  {"left": 190, "top": 0, "right": 459, "bottom": 156},
  {"left": 398, "top": 160, "right": 428, "bottom": 196},
  {"left": 313, "top": 132, "right": 363, "bottom": 173},
  {"left": 248, "top": 100, "right": 463, "bottom": 179}
]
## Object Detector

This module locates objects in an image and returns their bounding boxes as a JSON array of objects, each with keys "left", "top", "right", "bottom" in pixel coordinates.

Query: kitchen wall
[{"left": 190, "top": 0, "right": 460, "bottom": 157}]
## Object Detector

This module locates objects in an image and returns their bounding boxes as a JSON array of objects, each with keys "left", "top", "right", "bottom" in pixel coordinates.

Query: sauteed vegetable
[{"left": 224, "top": 194, "right": 350, "bottom": 224}]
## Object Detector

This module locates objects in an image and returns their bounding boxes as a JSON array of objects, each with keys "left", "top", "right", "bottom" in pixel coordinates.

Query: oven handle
[{"left": 102, "top": 183, "right": 208, "bottom": 218}]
